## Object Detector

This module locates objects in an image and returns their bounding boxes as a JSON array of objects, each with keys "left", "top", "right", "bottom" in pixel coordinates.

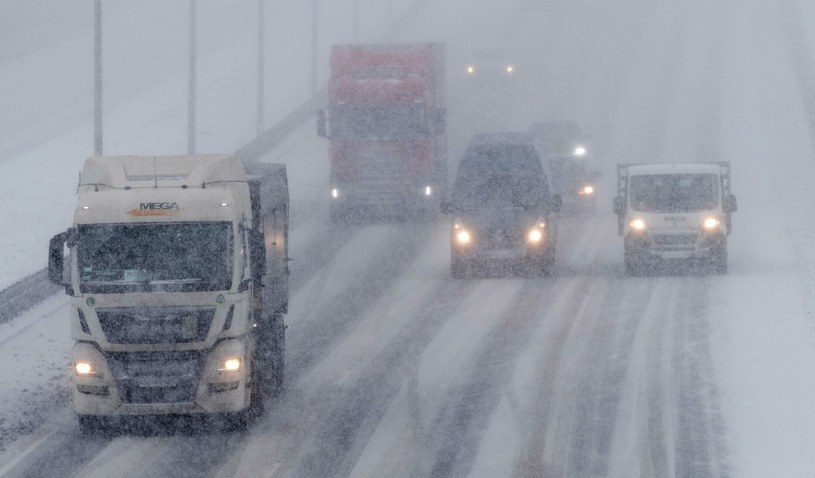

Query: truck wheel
[
  {"left": 712, "top": 245, "right": 728, "bottom": 275},
  {"left": 624, "top": 247, "right": 641, "bottom": 276},
  {"left": 223, "top": 360, "right": 265, "bottom": 431},
  {"left": 330, "top": 203, "right": 346, "bottom": 225},
  {"left": 77, "top": 415, "right": 106, "bottom": 435},
  {"left": 451, "top": 256, "right": 471, "bottom": 279},
  {"left": 531, "top": 249, "right": 555, "bottom": 277}
]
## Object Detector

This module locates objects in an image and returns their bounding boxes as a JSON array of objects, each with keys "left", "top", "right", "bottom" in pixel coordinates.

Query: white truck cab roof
[{"left": 625, "top": 163, "right": 723, "bottom": 176}]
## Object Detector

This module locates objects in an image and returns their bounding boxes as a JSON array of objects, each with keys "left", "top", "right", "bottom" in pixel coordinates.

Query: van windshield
[
  {"left": 629, "top": 174, "right": 719, "bottom": 213},
  {"left": 77, "top": 222, "right": 232, "bottom": 293},
  {"left": 453, "top": 144, "right": 545, "bottom": 208}
]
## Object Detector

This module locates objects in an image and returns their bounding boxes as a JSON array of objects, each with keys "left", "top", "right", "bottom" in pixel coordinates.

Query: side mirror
[
  {"left": 317, "top": 110, "right": 327, "bottom": 138},
  {"left": 436, "top": 108, "right": 446, "bottom": 135},
  {"left": 613, "top": 196, "right": 626, "bottom": 215},
  {"left": 48, "top": 230, "right": 70, "bottom": 285},
  {"left": 441, "top": 200, "right": 454, "bottom": 214},
  {"left": 551, "top": 194, "right": 562, "bottom": 214},
  {"left": 724, "top": 194, "right": 737, "bottom": 214}
]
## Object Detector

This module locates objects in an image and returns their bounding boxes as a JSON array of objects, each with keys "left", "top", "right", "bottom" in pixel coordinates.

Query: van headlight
[
  {"left": 703, "top": 217, "right": 720, "bottom": 230},
  {"left": 629, "top": 218, "right": 647, "bottom": 231},
  {"left": 453, "top": 222, "right": 472, "bottom": 244},
  {"left": 527, "top": 228, "right": 543, "bottom": 243}
]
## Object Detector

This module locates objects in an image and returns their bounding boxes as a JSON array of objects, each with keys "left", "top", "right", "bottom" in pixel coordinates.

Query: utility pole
[
  {"left": 93, "top": 0, "right": 103, "bottom": 155},
  {"left": 257, "top": 0, "right": 265, "bottom": 135},
  {"left": 311, "top": 0, "right": 318, "bottom": 95},
  {"left": 187, "top": 0, "right": 197, "bottom": 154},
  {"left": 353, "top": 0, "right": 359, "bottom": 41}
]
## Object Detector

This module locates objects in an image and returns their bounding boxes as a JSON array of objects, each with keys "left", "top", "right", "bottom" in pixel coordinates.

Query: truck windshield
[
  {"left": 453, "top": 145, "right": 546, "bottom": 208},
  {"left": 331, "top": 104, "right": 428, "bottom": 140},
  {"left": 629, "top": 174, "right": 719, "bottom": 213},
  {"left": 77, "top": 222, "right": 232, "bottom": 293}
]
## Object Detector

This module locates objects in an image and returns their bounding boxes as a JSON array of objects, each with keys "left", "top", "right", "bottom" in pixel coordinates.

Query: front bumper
[
  {"left": 625, "top": 231, "right": 725, "bottom": 261},
  {"left": 71, "top": 339, "right": 251, "bottom": 416}
]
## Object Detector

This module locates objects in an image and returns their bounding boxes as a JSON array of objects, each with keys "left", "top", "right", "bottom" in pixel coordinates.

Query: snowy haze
[{"left": 2, "top": 0, "right": 815, "bottom": 476}]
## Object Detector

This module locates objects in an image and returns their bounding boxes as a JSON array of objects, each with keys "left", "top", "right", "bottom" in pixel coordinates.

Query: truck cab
[
  {"left": 317, "top": 43, "right": 447, "bottom": 222},
  {"left": 442, "top": 133, "right": 560, "bottom": 278},
  {"left": 48, "top": 155, "right": 288, "bottom": 430},
  {"left": 614, "top": 162, "right": 737, "bottom": 275}
]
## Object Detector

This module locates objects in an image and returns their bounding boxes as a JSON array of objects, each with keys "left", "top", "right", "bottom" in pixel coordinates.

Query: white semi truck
[
  {"left": 613, "top": 162, "right": 737, "bottom": 275},
  {"left": 48, "top": 155, "right": 288, "bottom": 430}
]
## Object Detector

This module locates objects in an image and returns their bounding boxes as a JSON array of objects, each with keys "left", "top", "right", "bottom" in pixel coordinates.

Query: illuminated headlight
[
  {"left": 528, "top": 229, "right": 543, "bottom": 243},
  {"left": 703, "top": 217, "right": 720, "bottom": 230},
  {"left": 629, "top": 219, "right": 647, "bottom": 231},
  {"left": 455, "top": 228, "right": 472, "bottom": 244},
  {"left": 573, "top": 146, "right": 587, "bottom": 157},
  {"left": 218, "top": 358, "right": 242, "bottom": 372},
  {"left": 424, "top": 185, "right": 433, "bottom": 196},
  {"left": 331, "top": 188, "right": 339, "bottom": 199},
  {"left": 506, "top": 65, "right": 514, "bottom": 74},
  {"left": 467, "top": 65, "right": 475, "bottom": 74},
  {"left": 580, "top": 185, "right": 594, "bottom": 195},
  {"left": 74, "top": 361, "right": 101, "bottom": 377}
]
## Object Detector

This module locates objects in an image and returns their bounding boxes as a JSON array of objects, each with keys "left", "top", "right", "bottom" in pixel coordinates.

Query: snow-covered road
[{"left": 3, "top": 0, "right": 815, "bottom": 476}]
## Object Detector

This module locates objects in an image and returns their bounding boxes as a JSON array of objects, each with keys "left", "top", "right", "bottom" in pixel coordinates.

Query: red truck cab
[{"left": 318, "top": 43, "right": 447, "bottom": 222}]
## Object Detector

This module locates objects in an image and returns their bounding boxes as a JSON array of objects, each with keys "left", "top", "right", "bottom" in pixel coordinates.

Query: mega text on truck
[
  {"left": 613, "top": 162, "right": 737, "bottom": 275},
  {"left": 48, "top": 155, "right": 289, "bottom": 430},
  {"left": 317, "top": 43, "right": 447, "bottom": 222}
]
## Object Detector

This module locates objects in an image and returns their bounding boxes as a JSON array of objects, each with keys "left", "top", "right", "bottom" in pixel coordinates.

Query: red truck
[{"left": 317, "top": 43, "right": 447, "bottom": 222}]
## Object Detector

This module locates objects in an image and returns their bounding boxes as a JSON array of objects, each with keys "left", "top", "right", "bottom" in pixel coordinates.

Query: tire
[
  {"left": 531, "top": 249, "right": 555, "bottom": 277},
  {"left": 624, "top": 245, "right": 641, "bottom": 276},
  {"left": 77, "top": 415, "right": 106, "bottom": 435},
  {"left": 329, "top": 202, "right": 346, "bottom": 225},
  {"left": 711, "top": 244, "right": 728, "bottom": 275},
  {"left": 451, "top": 258, "right": 467, "bottom": 279},
  {"left": 451, "top": 254, "right": 478, "bottom": 279},
  {"left": 223, "top": 359, "right": 265, "bottom": 431}
]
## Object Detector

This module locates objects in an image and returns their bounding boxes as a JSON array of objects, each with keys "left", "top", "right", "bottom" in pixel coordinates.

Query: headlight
[
  {"left": 467, "top": 65, "right": 475, "bottom": 74},
  {"left": 456, "top": 230, "right": 472, "bottom": 244},
  {"left": 580, "top": 185, "right": 594, "bottom": 195},
  {"left": 74, "top": 361, "right": 101, "bottom": 377},
  {"left": 703, "top": 217, "right": 720, "bottom": 230},
  {"left": 331, "top": 188, "right": 339, "bottom": 199},
  {"left": 506, "top": 65, "right": 514, "bottom": 74},
  {"left": 629, "top": 219, "right": 647, "bottom": 231},
  {"left": 528, "top": 229, "right": 543, "bottom": 243},
  {"left": 424, "top": 185, "right": 433, "bottom": 197},
  {"left": 573, "top": 146, "right": 587, "bottom": 157},
  {"left": 218, "top": 358, "right": 242, "bottom": 372}
]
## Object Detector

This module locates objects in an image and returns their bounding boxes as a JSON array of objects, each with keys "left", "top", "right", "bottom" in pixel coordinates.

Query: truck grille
[
  {"left": 108, "top": 351, "right": 202, "bottom": 404},
  {"left": 351, "top": 152, "right": 410, "bottom": 208},
  {"left": 480, "top": 227, "right": 524, "bottom": 249},
  {"left": 97, "top": 307, "right": 215, "bottom": 344},
  {"left": 652, "top": 234, "right": 697, "bottom": 246}
]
